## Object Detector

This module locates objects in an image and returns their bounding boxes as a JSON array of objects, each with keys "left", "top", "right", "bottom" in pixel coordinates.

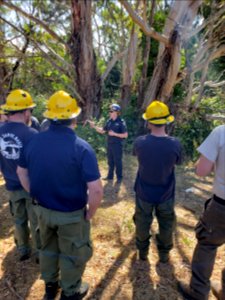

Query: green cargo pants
[
  {"left": 36, "top": 205, "right": 93, "bottom": 297},
  {"left": 9, "top": 189, "right": 41, "bottom": 256},
  {"left": 133, "top": 196, "right": 176, "bottom": 257}
]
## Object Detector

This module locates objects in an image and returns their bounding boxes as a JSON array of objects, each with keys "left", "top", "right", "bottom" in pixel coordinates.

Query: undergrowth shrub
[{"left": 174, "top": 108, "right": 213, "bottom": 161}]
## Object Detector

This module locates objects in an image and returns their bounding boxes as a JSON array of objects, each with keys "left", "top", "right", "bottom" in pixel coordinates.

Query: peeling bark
[
  {"left": 0, "top": 17, "right": 9, "bottom": 103},
  {"left": 70, "top": 0, "right": 101, "bottom": 119},
  {"left": 137, "top": 0, "right": 156, "bottom": 108},
  {"left": 142, "top": 0, "right": 202, "bottom": 109},
  {"left": 120, "top": 25, "right": 138, "bottom": 108}
]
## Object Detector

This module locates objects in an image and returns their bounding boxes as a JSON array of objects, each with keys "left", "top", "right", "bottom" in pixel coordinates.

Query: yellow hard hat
[
  {"left": 43, "top": 90, "right": 81, "bottom": 120},
  {"left": 142, "top": 100, "right": 174, "bottom": 125},
  {"left": 0, "top": 109, "right": 7, "bottom": 115},
  {"left": 1, "top": 89, "right": 36, "bottom": 112}
]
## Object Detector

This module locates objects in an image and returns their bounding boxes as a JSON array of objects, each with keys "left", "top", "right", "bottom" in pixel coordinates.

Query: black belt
[{"left": 213, "top": 194, "right": 225, "bottom": 205}]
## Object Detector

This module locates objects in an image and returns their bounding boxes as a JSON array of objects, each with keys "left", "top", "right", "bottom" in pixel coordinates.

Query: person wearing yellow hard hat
[
  {"left": 0, "top": 109, "right": 8, "bottom": 125},
  {"left": 17, "top": 90, "right": 103, "bottom": 300},
  {"left": 133, "top": 100, "right": 182, "bottom": 263},
  {"left": 0, "top": 89, "right": 40, "bottom": 262}
]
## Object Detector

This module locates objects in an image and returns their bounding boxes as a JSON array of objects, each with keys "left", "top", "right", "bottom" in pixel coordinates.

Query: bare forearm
[
  {"left": 95, "top": 126, "right": 105, "bottom": 134},
  {"left": 86, "top": 180, "right": 103, "bottom": 220},
  {"left": 113, "top": 132, "right": 128, "bottom": 139},
  {"left": 195, "top": 155, "right": 214, "bottom": 177},
  {"left": 86, "top": 194, "right": 101, "bottom": 220},
  {"left": 17, "top": 167, "right": 30, "bottom": 193},
  {"left": 108, "top": 130, "right": 128, "bottom": 139},
  {"left": 88, "top": 120, "right": 105, "bottom": 134}
]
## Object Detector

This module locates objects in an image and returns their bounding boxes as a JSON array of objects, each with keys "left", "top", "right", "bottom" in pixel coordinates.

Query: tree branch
[
  {"left": 119, "top": 0, "right": 169, "bottom": 45},
  {"left": 186, "top": 5, "right": 225, "bottom": 39},
  {"left": 41, "top": 41, "right": 74, "bottom": 75},
  {"left": 101, "top": 49, "right": 128, "bottom": 82},
  {"left": 192, "top": 45, "right": 225, "bottom": 73},
  {"left": 0, "top": 14, "right": 83, "bottom": 102},
  {"left": 1, "top": 0, "right": 69, "bottom": 49},
  {"left": 0, "top": 15, "right": 73, "bottom": 79},
  {"left": 193, "top": 80, "right": 225, "bottom": 93}
]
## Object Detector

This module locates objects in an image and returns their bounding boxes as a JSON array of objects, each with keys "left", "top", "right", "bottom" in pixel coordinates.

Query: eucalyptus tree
[
  {"left": 0, "top": 3, "right": 32, "bottom": 102},
  {"left": 0, "top": 0, "right": 134, "bottom": 118},
  {"left": 120, "top": 0, "right": 225, "bottom": 114}
]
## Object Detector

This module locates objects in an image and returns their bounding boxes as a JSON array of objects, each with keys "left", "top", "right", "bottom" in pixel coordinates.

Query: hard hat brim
[
  {"left": 143, "top": 113, "right": 175, "bottom": 124},
  {"left": 43, "top": 107, "right": 81, "bottom": 120},
  {"left": 1, "top": 103, "right": 36, "bottom": 112}
]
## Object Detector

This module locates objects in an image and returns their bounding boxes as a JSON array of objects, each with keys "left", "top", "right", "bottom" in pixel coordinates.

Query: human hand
[
  {"left": 108, "top": 130, "right": 115, "bottom": 136},
  {"left": 87, "top": 120, "right": 95, "bottom": 128},
  {"left": 85, "top": 208, "right": 94, "bottom": 220}
]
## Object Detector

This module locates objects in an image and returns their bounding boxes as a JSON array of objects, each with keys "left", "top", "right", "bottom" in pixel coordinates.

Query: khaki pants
[
  {"left": 190, "top": 198, "right": 225, "bottom": 300},
  {"left": 36, "top": 205, "right": 92, "bottom": 297},
  {"left": 9, "top": 189, "right": 40, "bottom": 256}
]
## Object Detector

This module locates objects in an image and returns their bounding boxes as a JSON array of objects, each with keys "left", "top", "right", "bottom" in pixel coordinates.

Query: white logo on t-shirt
[{"left": 0, "top": 133, "right": 23, "bottom": 160}]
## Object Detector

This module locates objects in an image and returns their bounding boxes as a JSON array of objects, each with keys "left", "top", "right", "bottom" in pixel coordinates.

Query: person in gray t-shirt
[{"left": 178, "top": 125, "right": 225, "bottom": 300}]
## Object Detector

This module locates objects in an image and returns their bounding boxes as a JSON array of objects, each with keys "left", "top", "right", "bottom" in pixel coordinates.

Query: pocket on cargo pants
[
  {"left": 195, "top": 220, "right": 212, "bottom": 241},
  {"left": 58, "top": 212, "right": 93, "bottom": 267}
]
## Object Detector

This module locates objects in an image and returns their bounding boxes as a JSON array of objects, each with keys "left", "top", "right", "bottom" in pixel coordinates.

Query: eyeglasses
[{"left": 109, "top": 110, "right": 115, "bottom": 113}]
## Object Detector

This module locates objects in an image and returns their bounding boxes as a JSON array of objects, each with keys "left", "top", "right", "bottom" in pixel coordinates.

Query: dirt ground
[{"left": 0, "top": 155, "right": 224, "bottom": 300}]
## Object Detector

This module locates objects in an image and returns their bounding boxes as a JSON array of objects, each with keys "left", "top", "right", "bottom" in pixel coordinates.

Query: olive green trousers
[
  {"left": 9, "top": 189, "right": 41, "bottom": 256},
  {"left": 36, "top": 205, "right": 93, "bottom": 297}
]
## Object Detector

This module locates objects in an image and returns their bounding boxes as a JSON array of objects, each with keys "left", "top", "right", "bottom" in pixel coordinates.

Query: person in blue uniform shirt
[
  {"left": 0, "top": 109, "right": 8, "bottom": 125},
  {"left": 17, "top": 90, "right": 103, "bottom": 300},
  {"left": 133, "top": 100, "right": 182, "bottom": 263},
  {"left": 0, "top": 89, "right": 40, "bottom": 261},
  {"left": 88, "top": 103, "right": 128, "bottom": 183}
]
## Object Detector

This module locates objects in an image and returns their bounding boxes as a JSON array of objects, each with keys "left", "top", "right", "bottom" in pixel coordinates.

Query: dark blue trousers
[{"left": 107, "top": 143, "right": 123, "bottom": 180}]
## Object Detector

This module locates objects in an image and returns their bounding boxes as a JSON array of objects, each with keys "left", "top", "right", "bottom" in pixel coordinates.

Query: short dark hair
[
  {"left": 7, "top": 109, "right": 27, "bottom": 115},
  {"left": 152, "top": 123, "right": 165, "bottom": 128},
  {"left": 49, "top": 119, "right": 74, "bottom": 126}
]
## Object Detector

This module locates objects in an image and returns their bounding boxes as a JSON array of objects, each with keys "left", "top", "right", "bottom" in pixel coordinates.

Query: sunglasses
[{"left": 109, "top": 110, "right": 115, "bottom": 113}]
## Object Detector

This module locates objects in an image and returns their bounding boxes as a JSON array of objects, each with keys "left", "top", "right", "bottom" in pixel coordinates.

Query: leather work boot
[
  {"left": 211, "top": 280, "right": 224, "bottom": 300},
  {"left": 19, "top": 253, "right": 31, "bottom": 261},
  {"left": 177, "top": 281, "right": 201, "bottom": 300},
  {"left": 43, "top": 282, "right": 59, "bottom": 300},
  {"left": 60, "top": 282, "right": 89, "bottom": 300},
  {"left": 116, "top": 178, "right": 122, "bottom": 184},
  {"left": 138, "top": 250, "right": 148, "bottom": 261},
  {"left": 159, "top": 253, "right": 169, "bottom": 263}
]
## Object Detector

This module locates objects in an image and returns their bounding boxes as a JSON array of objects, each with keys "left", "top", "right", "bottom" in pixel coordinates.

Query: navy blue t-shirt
[
  {"left": 0, "top": 122, "right": 37, "bottom": 190},
  {"left": 103, "top": 117, "right": 127, "bottom": 144},
  {"left": 133, "top": 134, "right": 182, "bottom": 204},
  {"left": 19, "top": 124, "right": 101, "bottom": 212}
]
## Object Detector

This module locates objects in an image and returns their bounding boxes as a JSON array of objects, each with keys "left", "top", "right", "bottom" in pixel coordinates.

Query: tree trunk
[
  {"left": 0, "top": 19, "right": 9, "bottom": 103},
  {"left": 120, "top": 24, "right": 138, "bottom": 109},
  {"left": 137, "top": 0, "right": 156, "bottom": 108},
  {"left": 70, "top": 0, "right": 101, "bottom": 119},
  {"left": 142, "top": 0, "right": 202, "bottom": 109}
]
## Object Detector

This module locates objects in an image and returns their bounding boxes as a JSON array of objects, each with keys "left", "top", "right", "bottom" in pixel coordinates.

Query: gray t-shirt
[{"left": 197, "top": 125, "right": 225, "bottom": 200}]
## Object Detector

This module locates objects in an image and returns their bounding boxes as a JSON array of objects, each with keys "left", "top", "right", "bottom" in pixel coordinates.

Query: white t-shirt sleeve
[{"left": 197, "top": 127, "right": 220, "bottom": 163}]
